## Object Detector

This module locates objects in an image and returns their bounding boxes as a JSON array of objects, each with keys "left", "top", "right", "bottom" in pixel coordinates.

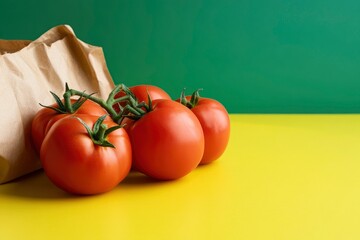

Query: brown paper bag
[{"left": 0, "top": 25, "right": 115, "bottom": 184}]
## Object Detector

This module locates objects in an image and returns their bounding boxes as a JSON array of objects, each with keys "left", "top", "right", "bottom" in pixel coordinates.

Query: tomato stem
[
  {"left": 67, "top": 85, "right": 131, "bottom": 124},
  {"left": 40, "top": 85, "right": 91, "bottom": 114},
  {"left": 75, "top": 115, "right": 121, "bottom": 148},
  {"left": 70, "top": 89, "right": 116, "bottom": 114},
  {"left": 63, "top": 91, "right": 74, "bottom": 113},
  {"left": 95, "top": 124, "right": 107, "bottom": 143},
  {"left": 65, "top": 82, "right": 152, "bottom": 124},
  {"left": 179, "top": 88, "right": 203, "bottom": 109}
]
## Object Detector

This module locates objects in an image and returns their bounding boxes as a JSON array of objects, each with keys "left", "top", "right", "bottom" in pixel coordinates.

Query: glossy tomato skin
[
  {"left": 113, "top": 85, "right": 171, "bottom": 113},
  {"left": 179, "top": 97, "right": 230, "bottom": 164},
  {"left": 128, "top": 99, "right": 204, "bottom": 180},
  {"left": 40, "top": 115, "right": 132, "bottom": 195},
  {"left": 31, "top": 99, "right": 107, "bottom": 154}
]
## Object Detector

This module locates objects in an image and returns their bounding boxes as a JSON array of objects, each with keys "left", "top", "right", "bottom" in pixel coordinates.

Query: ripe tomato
[
  {"left": 40, "top": 115, "right": 132, "bottom": 195},
  {"left": 113, "top": 84, "right": 171, "bottom": 113},
  {"left": 127, "top": 99, "right": 204, "bottom": 180},
  {"left": 31, "top": 99, "right": 107, "bottom": 154},
  {"left": 178, "top": 94, "right": 230, "bottom": 164}
]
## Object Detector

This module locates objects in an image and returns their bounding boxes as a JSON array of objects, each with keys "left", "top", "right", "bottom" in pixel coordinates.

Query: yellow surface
[{"left": 1, "top": 114, "right": 360, "bottom": 240}]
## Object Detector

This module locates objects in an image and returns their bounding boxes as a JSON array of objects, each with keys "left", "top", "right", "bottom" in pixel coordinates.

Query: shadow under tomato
[
  {"left": 2, "top": 169, "right": 185, "bottom": 199},
  {"left": 1, "top": 170, "right": 76, "bottom": 199},
  {"left": 121, "top": 171, "right": 176, "bottom": 186}
]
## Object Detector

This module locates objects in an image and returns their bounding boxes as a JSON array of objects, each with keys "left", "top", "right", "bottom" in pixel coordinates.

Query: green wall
[{"left": 1, "top": 0, "right": 360, "bottom": 113}]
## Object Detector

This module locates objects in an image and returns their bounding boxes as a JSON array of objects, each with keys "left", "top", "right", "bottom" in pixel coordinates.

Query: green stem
[
  {"left": 67, "top": 83, "right": 151, "bottom": 125},
  {"left": 190, "top": 88, "right": 202, "bottom": 107},
  {"left": 179, "top": 88, "right": 203, "bottom": 109},
  {"left": 69, "top": 89, "right": 118, "bottom": 120},
  {"left": 63, "top": 91, "right": 74, "bottom": 113},
  {"left": 75, "top": 115, "right": 120, "bottom": 148},
  {"left": 106, "top": 84, "right": 124, "bottom": 105},
  {"left": 95, "top": 124, "right": 107, "bottom": 142}
]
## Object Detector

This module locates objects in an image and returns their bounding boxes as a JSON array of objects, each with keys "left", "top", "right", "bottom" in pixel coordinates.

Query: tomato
[
  {"left": 40, "top": 115, "right": 132, "bottom": 195},
  {"left": 127, "top": 99, "right": 204, "bottom": 180},
  {"left": 113, "top": 84, "right": 171, "bottom": 113},
  {"left": 178, "top": 93, "right": 230, "bottom": 164},
  {"left": 31, "top": 99, "right": 107, "bottom": 154}
]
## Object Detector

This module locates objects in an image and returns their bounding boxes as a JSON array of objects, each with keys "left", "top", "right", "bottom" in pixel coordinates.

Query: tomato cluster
[{"left": 31, "top": 84, "right": 230, "bottom": 195}]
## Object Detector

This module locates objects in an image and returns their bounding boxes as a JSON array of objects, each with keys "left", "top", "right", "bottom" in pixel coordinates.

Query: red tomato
[
  {"left": 113, "top": 84, "right": 171, "bottom": 113},
  {"left": 178, "top": 96, "right": 230, "bottom": 164},
  {"left": 31, "top": 99, "right": 107, "bottom": 154},
  {"left": 40, "top": 115, "right": 132, "bottom": 195},
  {"left": 127, "top": 99, "right": 204, "bottom": 180},
  {"left": 119, "top": 116, "right": 136, "bottom": 133}
]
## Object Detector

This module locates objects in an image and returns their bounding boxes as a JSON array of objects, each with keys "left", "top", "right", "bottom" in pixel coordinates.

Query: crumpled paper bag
[{"left": 0, "top": 25, "right": 115, "bottom": 184}]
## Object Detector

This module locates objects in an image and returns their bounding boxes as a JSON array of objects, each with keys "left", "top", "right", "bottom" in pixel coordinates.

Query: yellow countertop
[{"left": 1, "top": 114, "right": 360, "bottom": 240}]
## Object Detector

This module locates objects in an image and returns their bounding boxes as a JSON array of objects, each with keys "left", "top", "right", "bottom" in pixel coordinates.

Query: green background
[{"left": 1, "top": 0, "right": 360, "bottom": 113}]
